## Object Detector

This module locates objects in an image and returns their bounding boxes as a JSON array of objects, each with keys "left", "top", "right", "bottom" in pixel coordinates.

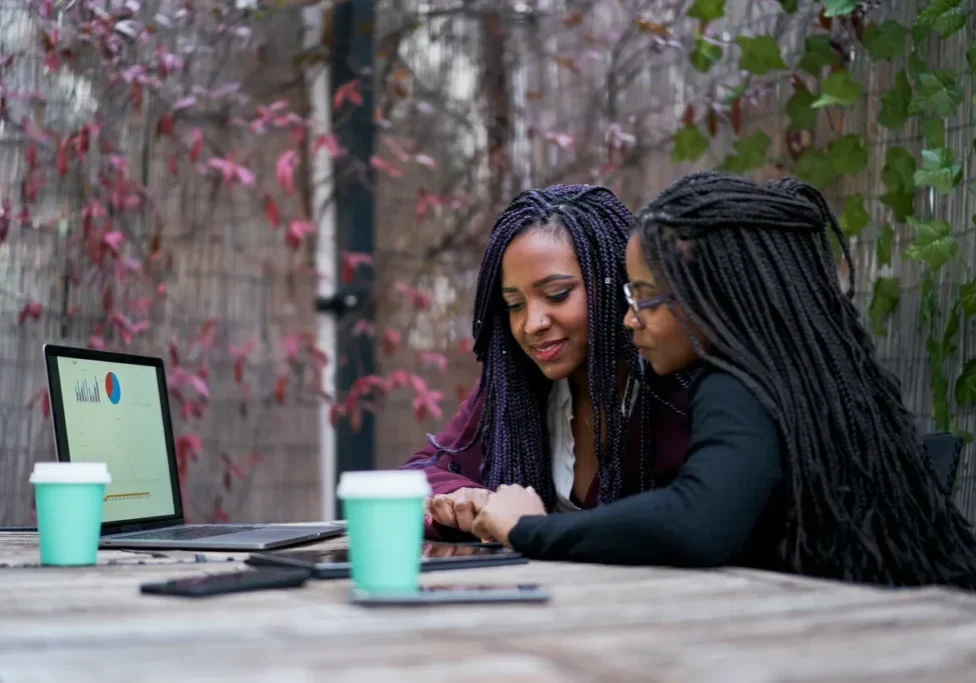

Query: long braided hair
[
  {"left": 634, "top": 171, "right": 976, "bottom": 588},
  {"left": 434, "top": 184, "right": 674, "bottom": 509}
]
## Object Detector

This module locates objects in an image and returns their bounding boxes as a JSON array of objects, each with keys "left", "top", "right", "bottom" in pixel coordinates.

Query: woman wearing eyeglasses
[
  {"left": 470, "top": 173, "right": 976, "bottom": 589},
  {"left": 399, "top": 184, "right": 690, "bottom": 541}
]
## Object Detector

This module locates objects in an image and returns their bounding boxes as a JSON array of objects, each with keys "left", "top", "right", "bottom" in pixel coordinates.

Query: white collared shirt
[{"left": 547, "top": 374, "right": 640, "bottom": 513}]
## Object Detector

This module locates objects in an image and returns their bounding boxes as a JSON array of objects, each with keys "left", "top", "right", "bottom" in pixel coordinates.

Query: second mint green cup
[
  {"left": 337, "top": 470, "right": 431, "bottom": 593},
  {"left": 29, "top": 462, "right": 111, "bottom": 567}
]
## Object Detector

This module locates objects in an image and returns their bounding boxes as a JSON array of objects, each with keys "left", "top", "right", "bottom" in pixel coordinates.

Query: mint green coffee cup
[
  {"left": 337, "top": 470, "right": 431, "bottom": 593},
  {"left": 29, "top": 462, "right": 111, "bottom": 567}
]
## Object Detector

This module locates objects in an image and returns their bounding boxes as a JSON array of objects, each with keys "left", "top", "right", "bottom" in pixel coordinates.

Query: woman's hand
[
  {"left": 471, "top": 484, "right": 547, "bottom": 547},
  {"left": 424, "top": 487, "right": 491, "bottom": 533}
]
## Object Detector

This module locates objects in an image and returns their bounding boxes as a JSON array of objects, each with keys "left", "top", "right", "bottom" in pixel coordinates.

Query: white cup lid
[
  {"left": 336, "top": 470, "right": 431, "bottom": 499},
  {"left": 29, "top": 462, "right": 112, "bottom": 485}
]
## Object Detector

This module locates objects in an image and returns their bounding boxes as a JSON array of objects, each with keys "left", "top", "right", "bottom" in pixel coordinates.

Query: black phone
[
  {"left": 139, "top": 568, "right": 310, "bottom": 598},
  {"left": 246, "top": 541, "right": 527, "bottom": 579},
  {"left": 350, "top": 584, "right": 551, "bottom": 606}
]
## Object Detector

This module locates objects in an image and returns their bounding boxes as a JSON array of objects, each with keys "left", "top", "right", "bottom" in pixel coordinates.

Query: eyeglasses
[{"left": 623, "top": 283, "right": 673, "bottom": 329}]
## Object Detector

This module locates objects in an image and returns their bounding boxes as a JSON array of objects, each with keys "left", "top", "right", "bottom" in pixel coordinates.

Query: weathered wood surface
[{"left": 2, "top": 531, "right": 976, "bottom": 682}]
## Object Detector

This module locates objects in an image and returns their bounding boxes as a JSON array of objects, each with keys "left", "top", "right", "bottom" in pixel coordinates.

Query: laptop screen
[{"left": 54, "top": 356, "right": 176, "bottom": 523}]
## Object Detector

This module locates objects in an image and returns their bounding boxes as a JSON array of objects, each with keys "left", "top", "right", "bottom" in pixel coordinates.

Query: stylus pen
[{"left": 0, "top": 526, "right": 38, "bottom": 532}]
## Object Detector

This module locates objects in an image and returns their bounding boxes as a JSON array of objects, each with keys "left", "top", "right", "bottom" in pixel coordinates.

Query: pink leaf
[
  {"left": 17, "top": 301, "right": 42, "bottom": 325},
  {"left": 101, "top": 230, "right": 124, "bottom": 255},
  {"left": 352, "top": 319, "right": 375, "bottom": 337},
  {"left": 544, "top": 131, "right": 575, "bottom": 150},
  {"left": 188, "top": 128, "right": 203, "bottom": 162},
  {"left": 263, "top": 194, "right": 279, "bottom": 229},
  {"left": 313, "top": 133, "right": 343, "bottom": 159},
  {"left": 369, "top": 155, "right": 403, "bottom": 178},
  {"left": 419, "top": 352, "right": 448, "bottom": 374},
  {"left": 394, "top": 282, "right": 431, "bottom": 310},
  {"left": 414, "top": 154, "right": 437, "bottom": 170},
  {"left": 332, "top": 79, "right": 363, "bottom": 111},
  {"left": 285, "top": 219, "right": 314, "bottom": 250},
  {"left": 276, "top": 150, "right": 299, "bottom": 194},
  {"left": 208, "top": 157, "right": 255, "bottom": 187},
  {"left": 381, "top": 328, "right": 402, "bottom": 356},
  {"left": 188, "top": 374, "right": 210, "bottom": 399}
]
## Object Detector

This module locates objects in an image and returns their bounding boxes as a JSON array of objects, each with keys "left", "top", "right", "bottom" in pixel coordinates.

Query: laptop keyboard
[{"left": 121, "top": 526, "right": 260, "bottom": 541}]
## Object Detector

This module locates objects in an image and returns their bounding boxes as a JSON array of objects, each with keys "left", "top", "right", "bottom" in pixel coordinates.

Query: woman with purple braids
[{"left": 400, "top": 184, "right": 690, "bottom": 541}]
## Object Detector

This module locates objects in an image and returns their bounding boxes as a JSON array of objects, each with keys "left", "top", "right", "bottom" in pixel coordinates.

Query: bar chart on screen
[{"left": 57, "top": 357, "right": 176, "bottom": 522}]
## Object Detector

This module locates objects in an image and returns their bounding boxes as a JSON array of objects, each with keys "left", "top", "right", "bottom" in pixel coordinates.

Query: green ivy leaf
[
  {"left": 869, "top": 277, "right": 900, "bottom": 336},
  {"left": 959, "top": 276, "right": 976, "bottom": 317},
  {"left": 786, "top": 87, "right": 817, "bottom": 131},
  {"left": 862, "top": 20, "right": 909, "bottom": 59},
  {"left": 914, "top": 148, "right": 963, "bottom": 194},
  {"left": 690, "top": 36, "right": 723, "bottom": 73},
  {"left": 798, "top": 35, "right": 841, "bottom": 75},
  {"left": 812, "top": 70, "right": 863, "bottom": 108},
  {"left": 922, "top": 118, "right": 945, "bottom": 148},
  {"left": 838, "top": 194, "right": 870, "bottom": 237},
  {"left": 905, "top": 217, "right": 957, "bottom": 270},
  {"left": 777, "top": 0, "right": 798, "bottom": 12},
  {"left": 913, "top": 0, "right": 966, "bottom": 42},
  {"left": 878, "top": 71, "right": 911, "bottom": 130},
  {"left": 827, "top": 135, "right": 868, "bottom": 176},
  {"left": 716, "top": 131, "right": 770, "bottom": 173},
  {"left": 822, "top": 0, "right": 863, "bottom": 17},
  {"left": 735, "top": 35, "right": 788, "bottom": 75},
  {"left": 877, "top": 222, "right": 894, "bottom": 267},
  {"left": 795, "top": 149, "right": 837, "bottom": 188},
  {"left": 880, "top": 146, "right": 916, "bottom": 222},
  {"left": 968, "top": 47, "right": 976, "bottom": 73},
  {"left": 907, "top": 51, "right": 928, "bottom": 80},
  {"left": 955, "top": 359, "right": 976, "bottom": 406},
  {"left": 671, "top": 124, "right": 709, "bottom": 163},
  {"left": 687, "top": 0, "right": 726, "bottom": 22},
  {"left": 909, "top": 70, "right": 963, "bottom": 118}
]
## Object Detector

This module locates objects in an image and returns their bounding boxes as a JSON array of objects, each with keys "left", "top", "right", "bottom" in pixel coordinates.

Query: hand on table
[
  {"left": 471, "top": 484, "right": 547, "bottom": 547},
  {"left": 424, "top": 487, "right": 491, "bottom": 533}
]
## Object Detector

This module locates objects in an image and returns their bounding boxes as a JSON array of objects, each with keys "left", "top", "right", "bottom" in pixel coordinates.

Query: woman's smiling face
[{"left": 500, "top": 226, "right": 589, "bottom": 380}]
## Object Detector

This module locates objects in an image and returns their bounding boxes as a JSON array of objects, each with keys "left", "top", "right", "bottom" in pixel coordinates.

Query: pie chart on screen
[{"left": 105, "top": 372, "right": 121, "bottom": 404}]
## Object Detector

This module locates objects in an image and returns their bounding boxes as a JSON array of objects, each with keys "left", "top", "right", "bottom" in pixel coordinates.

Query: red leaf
[
  {"left": 263, "top": 194, "right": 279, "bottom": 229},
  {"left": 340, "top": 250, "right": 372, "bottom": 283},
  {"left": 276, "top": 150, "right": 299, "bottom": 194},
  {"left": 415, "top": 188, "right": 444, "bottom": 221},
  {"left": 273, "top": 375, "right": 287, "bottom": 404},
  {"left": 87, "top": 334, "right": 106, "bottom": 350},
  {"left": 169, "top": 342, "right": 181, "bottom": 367},
  {"left": 101, "top": 285, "right": 114, "bottom": 314},
  {"left": 455, "top": 383, "right": 469, "bottom": 404},
  {"left": 56, "top": 138, "right": 71, "bottom": 176},
  {"left": 155, "top": 112, "right": 174, "bottom": 138},
  {"left": 26, "top": 388, "right": 50, "bottom": 418},
  {"left": 332, "top": 79, "right": 363, "bottom": 111},
  {"left": 457, "top": 337, "right": 474, "bottom": 354},
  {"left": 682, "top": 104, "right": 694, "bottom": 127},
  {"left": 17, "top": 301, "right": 42, "bottom": 324},
  {"left": 25, "top": 142, "right": 37, "bottom": 170},
  {"left": 381, "top": 328, "right": 402, "bottom": 356},
  {"left": 412, "top": 389, "right": 444, "bottom": 423}
]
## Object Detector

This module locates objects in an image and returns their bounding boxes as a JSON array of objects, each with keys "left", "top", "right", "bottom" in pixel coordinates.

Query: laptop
[{"left": 43, "top": 343, "right": 345, "bottom": 551}]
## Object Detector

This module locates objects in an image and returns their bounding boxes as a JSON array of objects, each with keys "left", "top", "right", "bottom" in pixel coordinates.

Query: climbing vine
[{"left": 671, "top": 0, "right": 975, "bottom": 439}]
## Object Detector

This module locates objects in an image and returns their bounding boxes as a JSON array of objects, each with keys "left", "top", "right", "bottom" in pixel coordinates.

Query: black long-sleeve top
[{"left": 508, "top": 369, "right": 787, "bottom": 569}]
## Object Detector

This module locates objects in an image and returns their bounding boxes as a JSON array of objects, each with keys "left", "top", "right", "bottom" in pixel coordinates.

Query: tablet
[{"left": 246, "top": 541, "right": 528, "bottom": 579}]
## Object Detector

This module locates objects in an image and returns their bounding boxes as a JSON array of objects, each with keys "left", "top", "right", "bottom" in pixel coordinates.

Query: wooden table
[{"left": 2, "top": 530, "right": 976, "bottom": 682}]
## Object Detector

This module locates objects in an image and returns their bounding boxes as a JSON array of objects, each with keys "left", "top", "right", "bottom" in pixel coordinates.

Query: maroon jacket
[{"left": 400, "top": 379, "right": 690, "bottom": 540}]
